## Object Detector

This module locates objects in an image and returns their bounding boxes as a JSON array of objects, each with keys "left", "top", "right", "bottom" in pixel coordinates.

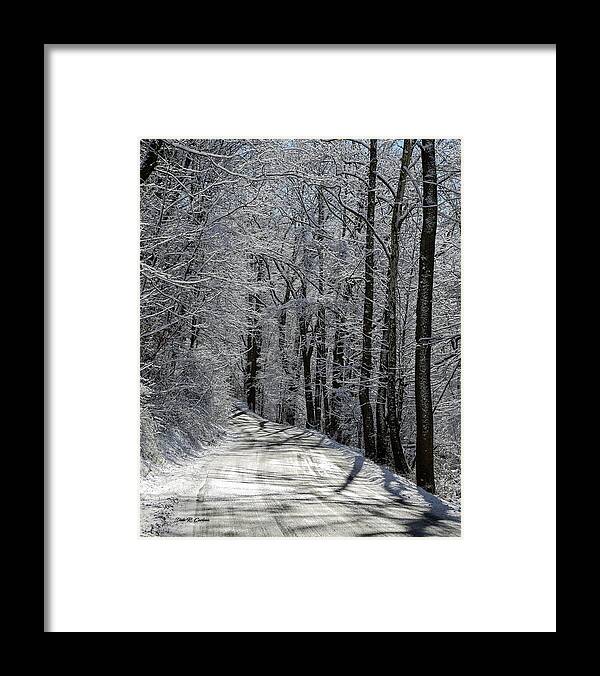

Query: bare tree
[
  {"left": 358, "top": 140, "right": 378, "bottom": 459},
  {"left": 415, "top": 139, "right": 438, "bottom": 493},
  {"left": 245, "top": 257, "right": 263, "bottom": 412},
  {"left": 386, "top": 139, "right": 414, "bottom": 474}
]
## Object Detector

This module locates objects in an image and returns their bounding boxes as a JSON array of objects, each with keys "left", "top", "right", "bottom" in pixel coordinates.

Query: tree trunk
[
  {"left": 328, "top": 197, "right": 351, "bottom": 443},
  {"left": 277, "top": 283, "right": 291, "bottom": 423},
  {"left": 329, "top": 324, "right": 344, "bottom": 439},
  {"left": 314, "top": 307, "right": 328, "bottom": 431},
  {"left": 286, "top": 331, "right": 300, "bottom": 425},
  {"left": 397, "top": 226, "right": 419, "bottom": 432},
  {"left": 375, "top": 309, "right": 389, "bottom": 464},
  {"left": 245, "top": 258, "right": 263, "bottom": 412},
  {"left": 358, "top": 139, "right": 377, "bottom": 459},
  {"left": 300, "top": 313, "right": 316, "bottom": 428},
  {"left": 314, "top": 189, "right": 328, "bottom": 432},
  {"left": 328, "top": 283, "right": 350, "bottom": 442},
  {"left": 140, "top": 139, "right": 163, "bottom": 183},
  {"left": 415, "top": 139, "right": 438, "bottom": 493},
  {"left": 386, "top": 139, "right": 413, "bottom": 475}
]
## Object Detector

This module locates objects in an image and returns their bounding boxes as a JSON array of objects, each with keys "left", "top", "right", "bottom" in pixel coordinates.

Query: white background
[{"left": 47, "top": 45, "right": 556, "bottom": 632}]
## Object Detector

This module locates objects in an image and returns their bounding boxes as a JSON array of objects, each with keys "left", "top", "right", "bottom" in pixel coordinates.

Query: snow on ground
[
  {"left": 301, "top": 425, "right": 460, "bottom": 520},
  {"left": 140, "top": 405, "right": 460, "bottom": 536},
  {"left": 235, "top": 404, "right": 460, "bottom": 518},
  {"left": 140, "top": 426, "right": 229, "bottom": 536},
  {"left": 239, "top": 406, "right": 460, "bottom": 521}
]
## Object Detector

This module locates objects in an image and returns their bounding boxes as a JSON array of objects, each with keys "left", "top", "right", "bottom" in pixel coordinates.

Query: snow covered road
[{"left": 141, "top": 409, "right": 461, "bottom": 537}]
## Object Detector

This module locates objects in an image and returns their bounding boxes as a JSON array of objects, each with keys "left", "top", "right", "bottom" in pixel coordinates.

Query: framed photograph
[{"left": 46, "top": 44, "right": 556, "bottom": 631}]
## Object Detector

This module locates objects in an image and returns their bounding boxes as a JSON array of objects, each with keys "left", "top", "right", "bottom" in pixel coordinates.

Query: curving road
[{"left": 142, "top": 409, "right": 461, "bottom": 537}]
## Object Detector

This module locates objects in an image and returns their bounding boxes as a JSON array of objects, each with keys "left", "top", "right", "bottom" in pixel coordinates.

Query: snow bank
[{"left": 140, "top": 424, "right": 232, "bottom": 536}]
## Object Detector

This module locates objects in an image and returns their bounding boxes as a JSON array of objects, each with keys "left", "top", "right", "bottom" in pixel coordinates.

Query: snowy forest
[{"left": 140, "top": 138, "right": 461, "bottom": 512}]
